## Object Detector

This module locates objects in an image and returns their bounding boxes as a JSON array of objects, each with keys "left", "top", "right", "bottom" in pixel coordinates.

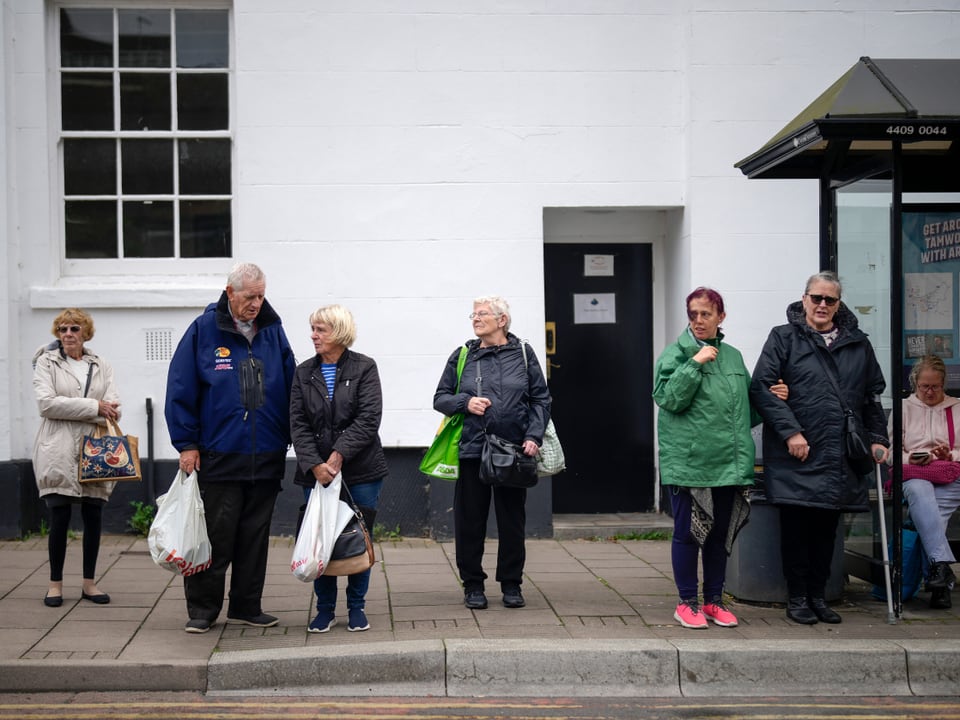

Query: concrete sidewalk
[{"left": 2, "top": 518, "right": 959, "bottom": 697}]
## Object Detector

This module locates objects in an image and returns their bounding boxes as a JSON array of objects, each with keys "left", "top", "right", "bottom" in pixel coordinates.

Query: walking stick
[{"left": 874, "top": 451, "right": 897, "bottom": 624}]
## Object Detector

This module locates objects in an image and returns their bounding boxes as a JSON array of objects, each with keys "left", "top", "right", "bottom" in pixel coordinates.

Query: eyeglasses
[
  {"left": 806, "top": 294, "right": 839, "bottom": 307},
  {"left": 469, "top": 311, "right": 500, "bottom": 319},
  {"left": 918, "top": 384, "right": 944, "bottom": 393},
  {"left": 57, "top": 325, "right": 81, "bottom": 334}
]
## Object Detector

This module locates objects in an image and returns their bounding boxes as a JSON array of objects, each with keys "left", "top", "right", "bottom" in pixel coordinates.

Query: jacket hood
[
  {"left": 210, "top": 290, "right": 283, "bottom": 333},
  {"left": 32, "top": 340, "right": 61, "bottom": 368},
  {"left": 786, "top": 299, "right": 862, "bottom": 334},
  {"left": 904, "top": 392, "right": 960, "bottom": 411}
]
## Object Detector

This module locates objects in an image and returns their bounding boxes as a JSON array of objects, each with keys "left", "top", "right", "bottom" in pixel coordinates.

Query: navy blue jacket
[
  {"left": 433, "top": 334, "right": 551, "bottom": 460},
  {"left": 165, "top": 291, "right": 296, "bottom": 486}
]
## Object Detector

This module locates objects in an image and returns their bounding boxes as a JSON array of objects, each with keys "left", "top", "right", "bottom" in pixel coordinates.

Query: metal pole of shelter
[{"left": 890, "top": 141, "right": 905, "bottom": 618}]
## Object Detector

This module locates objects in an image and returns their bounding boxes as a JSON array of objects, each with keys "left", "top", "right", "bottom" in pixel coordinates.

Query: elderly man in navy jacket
[{"left": 165, "top": 262, "right": 296, "bottom": 634}]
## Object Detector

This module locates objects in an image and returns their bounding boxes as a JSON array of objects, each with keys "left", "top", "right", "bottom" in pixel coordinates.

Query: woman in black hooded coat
[{"left": 750, "top": 271, "right": 889, "bottom": 625}]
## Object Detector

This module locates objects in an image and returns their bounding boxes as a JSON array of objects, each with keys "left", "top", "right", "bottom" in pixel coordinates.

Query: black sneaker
[
  {"left": 502, "top": 587, "right": 525, "bottom": 608},
  {"left": 184, "top": 618, "right": 212, "bottom": 634},
  {"left": 227, "top": 612, "right": 278, "bottom": 628},
  {"left": 464, "top": 589, "right": 488, "bottom": 609}
]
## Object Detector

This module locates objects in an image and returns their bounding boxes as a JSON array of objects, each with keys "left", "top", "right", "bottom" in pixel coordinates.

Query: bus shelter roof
[{"left": 735, "top": 57, "right": 960, "bottom": 190}]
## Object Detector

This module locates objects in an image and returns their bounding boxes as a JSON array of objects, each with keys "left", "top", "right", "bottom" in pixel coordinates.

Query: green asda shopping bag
[
  {"left": 419, "top": 345, "right": 468, "bottom": 481},
  {"left": 419, "top": 413, "right": 464, "bottom": 480}
]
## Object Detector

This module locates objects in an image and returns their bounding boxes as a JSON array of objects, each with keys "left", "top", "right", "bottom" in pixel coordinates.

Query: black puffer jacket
[
  {"left": 749, "top": 301, "right": 888, "bottom": 511},
  {"left": 290, "top": 349, "right": 388, "bottom": 488},
  {"left": 433, "top": 334, "right": 551, "bottom": 459}
]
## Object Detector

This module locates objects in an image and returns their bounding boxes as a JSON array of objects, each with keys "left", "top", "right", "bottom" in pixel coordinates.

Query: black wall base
[{"left": 0, "top": 449, "right": 553, "bottom": 541}]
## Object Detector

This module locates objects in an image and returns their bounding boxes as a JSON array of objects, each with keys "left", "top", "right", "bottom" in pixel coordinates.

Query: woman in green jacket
[{"left": 654, "top": 287, "right": 787, "bottom": 629}]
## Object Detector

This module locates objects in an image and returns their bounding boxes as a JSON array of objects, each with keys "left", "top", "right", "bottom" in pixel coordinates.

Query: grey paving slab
[{"left": 3, "top": 528, "right": 960, "bottom": 696}]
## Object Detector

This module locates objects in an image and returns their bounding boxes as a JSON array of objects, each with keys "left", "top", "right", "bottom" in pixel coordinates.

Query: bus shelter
[{"left": 736, "top": 57, "right": 960, "bottom": 616}]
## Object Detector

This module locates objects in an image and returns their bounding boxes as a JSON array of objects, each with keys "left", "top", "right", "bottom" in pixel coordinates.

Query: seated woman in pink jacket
[{"left": 896, "top": 355, "right": 960, "bottom": 609}]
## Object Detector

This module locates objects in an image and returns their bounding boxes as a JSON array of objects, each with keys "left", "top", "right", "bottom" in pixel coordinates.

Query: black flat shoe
[
  {"left": 785, "top": 596, "right": 817, "bottom": 625},
  {"left": 81, "top": 592, "right": 110, "bottom": 604},
  {"left": 810, "top": 597, "right": 842, "bottom": 624},
  {"left": 43, "top": 594, "right": 63, "bottom": 608}
]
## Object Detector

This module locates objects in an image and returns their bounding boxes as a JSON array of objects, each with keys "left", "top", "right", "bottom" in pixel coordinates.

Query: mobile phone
[{"left": 910, "top": 451, "right": 930, "bottom": 461}]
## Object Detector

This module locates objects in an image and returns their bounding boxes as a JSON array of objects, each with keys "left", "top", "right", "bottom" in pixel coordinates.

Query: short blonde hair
[
  {"left": 473, "top": 295, "right": 511, "bottom": 332},
  {"left": 50, "top": 308, "right": 95, "bottom": 342},
  {"left": 909, "top": 354, "right": 947, "bottom": 392},
  {"left": 309, "top": 304, "right": 356, "bottom": 348}
]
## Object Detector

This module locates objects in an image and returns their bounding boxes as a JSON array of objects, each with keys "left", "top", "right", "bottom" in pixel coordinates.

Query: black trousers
[
  {"left": 46, "top": 498, "right": 103, "bottom": 582},
  {"left": 779, "top": 504, "right": 841, "bottom": 599},
  {"left": 454, "top": 458, "right": 527, "bottom": 592},
  {"left": 184, "top": 481, "right": 278, "bottom": 621}
]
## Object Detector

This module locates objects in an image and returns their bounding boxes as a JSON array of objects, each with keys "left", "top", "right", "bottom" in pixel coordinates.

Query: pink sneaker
[
  {"left": 673, "top": 601, "right": 708, "bottom": 629},
  {"left": 702, "top": 601, "right": 738, "bottom": 627}
]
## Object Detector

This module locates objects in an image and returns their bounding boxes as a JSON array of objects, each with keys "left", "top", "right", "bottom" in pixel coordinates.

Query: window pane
[
  {"left": 177, "top": 74, "right": 228, "bottom": 130},
  {"left": 61, "top": 8, "right": 113, "bottom": 68},
  {"left": 123, "top": 201, "right": 173, "bottom": 257},
  {"left": 120, "top": 73, "right": 171, "bottom": 130},
  {"left": 179, "top": 139, "right": 230, "bottom": 195},
  {"left": 62, "top": 73, "right": 114, "bottom": 131},
  {"left": 121, "top": 139, "right": 173, "bottom": 194},
  {"left": 176, "top": 10, "right": 228, "bottom": 69},
  {"left": 181, "top": 200, "right": 231, "bottom": 257},
  {"left": 118, "top": 10, "right": 171, "bottom": 68},
  {"left": 64, "top": 139, "right": 116, "bottom": 196},
  {"left": 65, "top": 201, "right": 117, "bottom": 258}
]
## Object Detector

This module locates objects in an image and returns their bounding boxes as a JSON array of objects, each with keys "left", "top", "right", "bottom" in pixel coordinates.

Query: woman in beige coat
[{"left": 33, "top": 308, "right": 121, "bottom": 607}]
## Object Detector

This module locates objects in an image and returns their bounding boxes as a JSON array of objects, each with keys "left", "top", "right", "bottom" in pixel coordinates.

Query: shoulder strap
[
  {"left": 948, "top": 406, "right": 956, "bottom": 449},
  {"left": 520, "top": 339, "right": 528, "bottom": 370},
  {"left": 454, "top": 345, "right": 468, "bottom": 392},
  {"left": 808, "top": 338, "right": 852, "bottom": 415},
  {"left": 82, "top": 362, "right": 94, "bottom": 398}
]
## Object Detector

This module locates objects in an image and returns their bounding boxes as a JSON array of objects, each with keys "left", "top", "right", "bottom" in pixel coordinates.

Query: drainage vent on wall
[{"left": 144, "top": 329, "right": 174, "bottom": 362}]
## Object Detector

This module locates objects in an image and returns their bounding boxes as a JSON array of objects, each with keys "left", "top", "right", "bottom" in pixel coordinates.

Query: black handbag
[{"left": 480, "top": 432, "right": 539, "bottom": 489}]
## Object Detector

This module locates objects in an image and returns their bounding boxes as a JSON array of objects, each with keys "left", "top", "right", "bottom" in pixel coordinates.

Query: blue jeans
[
  {"left": 903, "top": 478, "right": 960, "bottom": 564},
  {"left": 302, "top": 479, "right": 383, "bottom": 612}
]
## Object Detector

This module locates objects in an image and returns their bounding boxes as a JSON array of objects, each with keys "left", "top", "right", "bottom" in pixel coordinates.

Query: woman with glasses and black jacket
[{"left": 750, "top": 271, "right": 890, "bottom": 625}]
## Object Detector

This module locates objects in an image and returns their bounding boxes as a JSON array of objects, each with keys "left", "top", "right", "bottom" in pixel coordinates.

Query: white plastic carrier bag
[{"left": 147, "top": 469, "right": 213, "bottom": 576}]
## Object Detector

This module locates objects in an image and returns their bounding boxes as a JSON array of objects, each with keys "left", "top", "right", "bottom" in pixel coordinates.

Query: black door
[{"left": 544, "top": 243, "right": 655, "bottom": 512}]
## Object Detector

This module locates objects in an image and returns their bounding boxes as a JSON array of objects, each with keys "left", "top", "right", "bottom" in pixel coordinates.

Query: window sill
[{"left": 30, "top": 277, "right": 224, "bottom": 309}]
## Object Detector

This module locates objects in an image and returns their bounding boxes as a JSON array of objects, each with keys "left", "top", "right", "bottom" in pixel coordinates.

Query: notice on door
[
  {"left": 574, "top": 293, "right": 616, "bottom": 324},
  {"left": 584, "top": 254, "right": 614, "bottom": 276}
]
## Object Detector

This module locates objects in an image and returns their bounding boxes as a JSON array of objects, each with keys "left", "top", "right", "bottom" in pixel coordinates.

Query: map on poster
[
  {"left": 904, "top": 272, "right": 952, "bottom": 330},
  {"left": 902, "top": 206, "right": 960, "bottom": 386}
]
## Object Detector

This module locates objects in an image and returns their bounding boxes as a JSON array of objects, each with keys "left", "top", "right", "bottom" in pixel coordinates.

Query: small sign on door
[
  {"left": 574, "top": 293, "right": 616, "bottom": 324},
  {"left": 584, "top": 254, "right": 614, "bottom": 277}
]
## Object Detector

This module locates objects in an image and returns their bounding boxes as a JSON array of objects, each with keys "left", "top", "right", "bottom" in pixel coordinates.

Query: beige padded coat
[{"left": 32, "top": 343, "right": 120, "bottom": 501}]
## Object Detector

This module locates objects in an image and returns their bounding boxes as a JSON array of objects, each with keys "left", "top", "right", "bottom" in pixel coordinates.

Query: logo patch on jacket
[{"left": 214, "top": 347, "right": 233, "bottom": 371}]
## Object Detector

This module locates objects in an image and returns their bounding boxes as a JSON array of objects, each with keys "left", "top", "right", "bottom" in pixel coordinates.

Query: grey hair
[
  {"left": 804, "top": 270, "right": 842, "bottom": 297},
  {"left": 909, "top": 354, "right": 947, "bottom": 392},
  {"left": 474, "top": 295, "right": 511, "bottom": 332},
  {"left": 309, "top": 304, "right": 357, "bottom": 348},
  {"left": 227, "top": 262, "right": 265, "bottom": 290}
]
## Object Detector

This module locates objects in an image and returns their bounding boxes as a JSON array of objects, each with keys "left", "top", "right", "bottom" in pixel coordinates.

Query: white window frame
[{"left": 48, "top": 0, "right": 235, "bottom": 283}]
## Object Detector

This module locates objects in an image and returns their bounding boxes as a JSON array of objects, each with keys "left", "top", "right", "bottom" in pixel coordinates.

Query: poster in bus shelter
[{"left": 902, "top": 204, "right": 960, "bottom": 391}]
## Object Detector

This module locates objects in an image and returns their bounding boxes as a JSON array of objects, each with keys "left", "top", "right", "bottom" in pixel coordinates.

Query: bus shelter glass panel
[
  {"left": 836, "top": 178, "right": 893, "bottom": 584},
  {"left": 901, "top": 194, "right": 960, "bottom": 568}
]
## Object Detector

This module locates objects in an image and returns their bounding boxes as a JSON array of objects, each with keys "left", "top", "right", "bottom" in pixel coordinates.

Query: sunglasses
[
  {"left": 58, "top": 325, "right": 82, "bottom": 334},
  {"left": 806, "top": 294, "right": 839, "bottom": 307}
]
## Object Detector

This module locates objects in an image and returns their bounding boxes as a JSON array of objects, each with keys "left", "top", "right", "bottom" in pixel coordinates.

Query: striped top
[{"left": 320, "top": 363, "right": 337, "bottom": 398}]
